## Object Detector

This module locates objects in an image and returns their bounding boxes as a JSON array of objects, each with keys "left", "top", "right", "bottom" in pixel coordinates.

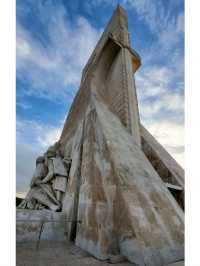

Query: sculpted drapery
[{"left": 17, "top": 142, "right": 72, "bottom": 211}]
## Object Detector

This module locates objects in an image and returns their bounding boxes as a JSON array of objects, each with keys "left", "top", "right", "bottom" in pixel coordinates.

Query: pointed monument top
[
  {"left": 113, "top": 3, "right": 127, "bottom": 20},
  {"left": 116, "top": 3, "right": 125, "bottom": 11}
]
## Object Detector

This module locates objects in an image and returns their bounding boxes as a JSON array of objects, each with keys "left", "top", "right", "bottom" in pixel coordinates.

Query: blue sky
[{"left": 16, "top": 0, "right": 184, "bottom": 193}]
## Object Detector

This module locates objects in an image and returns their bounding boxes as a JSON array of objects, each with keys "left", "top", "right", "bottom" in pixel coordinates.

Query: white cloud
[
  {"left": 143, "top": 120, "right": 184, "bottom": 167},
  {"left": 158, "top": 11, "right": 184, "bottom": 51},
  {"left": 138, "top": 92, "right": 184, "bottom": 119},
  {"left": 123, "top": 0, "right": 169, "bottom": 34},
  {"left": 136, "top": 66, "right": 173, "bottom": 100},
  {"left": 38, "top": 127, "right": 61, "bottom": 148},
  {"left": 146, "top": 120, "right": 184, "bottom": 148},
  {"left": 16, "top": 1, "right": 102, "bottom": 102},
  {"left": 136, "top": 64, "right": 184, "bottom": 120},
  {"left": 17, "top": 118, "right": 63, "bottom": 150},
  {"left": 123, "top": 0, "right": 184, "bottom": 56},
  {"left": 16, "top": 142, "right": 38, "bottom": 193},
  {"left": 16, "top": 117, "right": 63, "bottom": 192}
]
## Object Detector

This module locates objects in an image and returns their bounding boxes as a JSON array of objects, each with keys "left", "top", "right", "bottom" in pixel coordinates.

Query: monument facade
[{"left": 17, "top": 5, "right": 184, "bottom": 266}]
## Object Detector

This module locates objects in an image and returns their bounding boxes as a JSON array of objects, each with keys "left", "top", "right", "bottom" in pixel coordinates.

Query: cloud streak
[
  {"left": 143, "top": 120, "right": 184, "bottom": 167},
  {"left": 17, "top": 1, "right": 102, "bottom": 102}
]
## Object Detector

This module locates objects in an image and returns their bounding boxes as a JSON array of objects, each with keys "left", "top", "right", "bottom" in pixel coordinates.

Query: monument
[{"left": 17, "top": 5, "right": 184, "bottom": 266}]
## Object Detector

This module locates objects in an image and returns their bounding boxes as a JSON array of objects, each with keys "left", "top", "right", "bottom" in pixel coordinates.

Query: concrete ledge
[{"left": 16, "top": 209, "right": 67, "bottom": 242}]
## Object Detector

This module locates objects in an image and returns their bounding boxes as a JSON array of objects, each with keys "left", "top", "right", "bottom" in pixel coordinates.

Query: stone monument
[{"left": 17, "top": 5, "right": 184, "bottom": 266}]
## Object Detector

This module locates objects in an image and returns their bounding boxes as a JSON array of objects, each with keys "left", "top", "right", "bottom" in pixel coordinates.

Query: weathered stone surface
[
  {"left": 16, "top": 240, "right": 133, "bottom": 266},
  {"left": 140, "top": 124, "right": 184, "bottom": 210},
  {"left": 140, "top": 124, "right": 184, "bottom": 188},
  {"left": 71, "top": 96, "right": 184, "bottom": 266},
  {"left": 52, "top": 157, "right": 68, "bottom": 177},
  {"left": 16, "top": 209, "right": 67, "bottom": 242},
  {"left": 108, "top": 255, "right": 127, "bottom": 264},
  {"left": 60, "top": 5, "right": 141, "bottom": 147}
]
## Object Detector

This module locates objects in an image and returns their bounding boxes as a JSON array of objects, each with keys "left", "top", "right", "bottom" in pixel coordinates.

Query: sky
[{"left": 16, "top": 0, "right": 184, "bottom": 193}]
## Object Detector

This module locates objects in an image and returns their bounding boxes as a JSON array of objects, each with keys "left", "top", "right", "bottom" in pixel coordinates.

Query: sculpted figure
[
  {"left": 30, "top": 156, "right": 48, "bottom": 188},
  {"left": 42, "top": 143, "right": 71, "bottom": 207},
  {"left": 17, "top": 142, "right": 72, "bottom": 212},
  {"left": 17, "top": 155, "right": 61, "bottom": 211}
]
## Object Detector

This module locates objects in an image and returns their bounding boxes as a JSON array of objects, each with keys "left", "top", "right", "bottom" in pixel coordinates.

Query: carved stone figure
[
  {"left": 17, "top": 143, "right": 72, "bottom": 211},
  {"left": 42, "top": 144, "right": 70, "bottom": 205},
  {"left": 17, "top": 155, "right": 60, "bottom": 211}
]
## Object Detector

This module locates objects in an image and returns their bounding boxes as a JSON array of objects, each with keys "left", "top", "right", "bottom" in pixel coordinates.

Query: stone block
[{"left": 16, "top": 209, "right": 67, "bottom": 242}]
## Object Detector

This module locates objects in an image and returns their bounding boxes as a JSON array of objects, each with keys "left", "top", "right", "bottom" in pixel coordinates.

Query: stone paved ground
[
  {"left": 16, "top": 241, "right": 133, "bottom": 266},
  {"left": 16, "top": 241, "right": 184, "bottom": 266}
]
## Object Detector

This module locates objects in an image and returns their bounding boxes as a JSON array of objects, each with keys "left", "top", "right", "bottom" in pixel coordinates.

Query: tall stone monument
[{"left": 17, "top": 5, "right": 184, "bottom": 266}]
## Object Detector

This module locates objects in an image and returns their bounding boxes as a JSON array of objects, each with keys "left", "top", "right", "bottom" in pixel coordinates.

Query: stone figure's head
[
  {"left": 36, "top": 156, "right": 45, "bottom": 165},
  {"left": 54, "top": 141, "right": 60, "bottom": 150},
  {"left": 54, "top": 141, "right": 62, "bottom": 156},
  {"left": 45, "top": 141, "right": 61, "bottom": 158},
  {"left": 45, "top": 145, "right": 57, "bottom": 158}
]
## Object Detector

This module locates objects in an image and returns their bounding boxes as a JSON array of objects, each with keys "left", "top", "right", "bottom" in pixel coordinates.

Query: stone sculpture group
[{"left": 18, "top": 142, "right": 72, "bottom": 212}]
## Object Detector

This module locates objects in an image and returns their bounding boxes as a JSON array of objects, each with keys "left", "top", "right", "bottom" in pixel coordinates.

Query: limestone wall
[{"left": 72, "top": 97, "right": 184, "bottom": 266}]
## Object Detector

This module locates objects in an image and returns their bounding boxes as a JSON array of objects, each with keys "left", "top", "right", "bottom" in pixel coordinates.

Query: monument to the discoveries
[{"left": 17, "top": 5, "right": 184, "bottom": 266}]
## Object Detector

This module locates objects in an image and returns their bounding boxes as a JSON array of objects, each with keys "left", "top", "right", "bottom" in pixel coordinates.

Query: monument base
[{"left": 16, "top": 209, "right": 67, "bottom": 242}]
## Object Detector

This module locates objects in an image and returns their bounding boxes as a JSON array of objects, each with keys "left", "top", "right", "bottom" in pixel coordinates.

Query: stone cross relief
[{"left": 17, "top": 141, "right": 72, "bottom": 212}]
